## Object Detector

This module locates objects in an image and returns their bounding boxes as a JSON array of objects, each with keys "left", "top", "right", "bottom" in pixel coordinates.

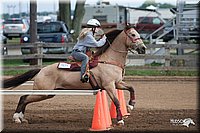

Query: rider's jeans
[{"left": 71, "top": 51, "right": 89, "bottom": 78}]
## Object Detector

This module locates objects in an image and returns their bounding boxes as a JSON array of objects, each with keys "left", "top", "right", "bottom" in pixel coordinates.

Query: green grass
[
  {"left": 3, "top": 70, "right": 29, "bottom": 76},
  {"left": 3, "top": 59, "right": 29, "bottom": 66},
  {"left": 4, "top": 69, "right": 198, "bottom": 76},
  {"left": 2, "top": 59, "right": 199, "bottom": 76},
  {"left": 125, "top": 69, "right": 199, "bottom": 76},
  {"left": 6, "top": 38, "right": 20, "bottom": 44},
  {"left": 3, "top": 59, "right": 58, "bottom": 66}
]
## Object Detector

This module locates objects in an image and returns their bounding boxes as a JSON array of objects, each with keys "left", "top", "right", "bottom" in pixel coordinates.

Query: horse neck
[{"left": 99, "top": 31, "right": 128, "bottom": 66}]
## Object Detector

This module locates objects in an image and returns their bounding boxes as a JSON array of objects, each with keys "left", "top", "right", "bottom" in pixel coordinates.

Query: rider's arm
[{"left": 84, "top": 32, "right": 107, "bottom": 47}]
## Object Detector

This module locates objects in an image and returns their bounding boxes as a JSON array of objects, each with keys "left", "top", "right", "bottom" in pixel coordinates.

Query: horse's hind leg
[{"left": 13, "top": 95, "right": 55, "bottom": 124}]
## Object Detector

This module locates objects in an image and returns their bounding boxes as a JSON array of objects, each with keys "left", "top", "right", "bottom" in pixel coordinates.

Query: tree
[
  {"left": 58, "top": 0, "right": 71, "bottom": 29},
  {"left": 139, "top": 0, "right": 175, "bottom": 9},
  {"left": 58, "top": 0, "right": 86, "bottom": 40},
  {"left": 29, "top": 0, "right": 38, "bottom": 65},
  {"left": 158, "top": 3, "right": 175, "bottom": 8},
  {"left": 72, "top": 0, "right": 85, "bottom": 39},
  {"left": 139, "top": 0, "right": 158, "bottom": 9}
]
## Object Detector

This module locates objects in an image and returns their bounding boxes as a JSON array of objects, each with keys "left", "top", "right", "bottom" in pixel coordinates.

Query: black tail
[{"left": 3, "top": 69, "right": 41, "bottom": 88}]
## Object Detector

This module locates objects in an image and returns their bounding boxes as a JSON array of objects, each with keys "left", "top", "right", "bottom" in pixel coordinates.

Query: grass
[
  {"left": 6, "top": 38, "right": 20, "bottom": 44},
  {"left": 3, "top": 59, "right": 29, "bottom": 66},
  {"left": 2, "top": 59, "right": 199, "bottom": 76},
  {"left": 3, "top": 70, "right": 29, "bottom": 76},
  {"left": 125, "top": 69, "right": 198, "bottom": 76},
  {"left": 3, "top": 69, "right": 198, "bottom": 76}
]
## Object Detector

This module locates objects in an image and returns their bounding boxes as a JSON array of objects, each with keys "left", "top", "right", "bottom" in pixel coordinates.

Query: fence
[
  {"left": 0, "top": 89, "right": 99, "bottom": 95},
  {"left": 2, "top": 42, "right": 199, "bottom": 70}
]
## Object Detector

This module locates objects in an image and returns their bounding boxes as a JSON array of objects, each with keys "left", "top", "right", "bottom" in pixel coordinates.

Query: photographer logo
[{"left": 170, "top": 118, "right": 195, "bottom": 127}]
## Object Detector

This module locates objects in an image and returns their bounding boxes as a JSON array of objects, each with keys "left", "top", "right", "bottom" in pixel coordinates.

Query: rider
[{"left": 71, "top": 19, "right": 107, "bottom": 83}]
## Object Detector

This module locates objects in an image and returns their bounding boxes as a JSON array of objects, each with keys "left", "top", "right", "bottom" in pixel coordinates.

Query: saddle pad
[
  {"left": 58, "top": 62, "right": 71, "bottom": 69},
  {"left": 57, "top": 59, "right": 98, "bottom": 71},
  {"left": 57, "top": 62, "right": 81, "bottom": 71}
]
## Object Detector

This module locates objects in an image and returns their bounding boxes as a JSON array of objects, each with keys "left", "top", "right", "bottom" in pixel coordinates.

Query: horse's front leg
[
  {"left": 115, "top": 81, "right": 135, "bottom": 111},
  {"left": 103, "top": 81, "right": 124, "bottom": 125}
]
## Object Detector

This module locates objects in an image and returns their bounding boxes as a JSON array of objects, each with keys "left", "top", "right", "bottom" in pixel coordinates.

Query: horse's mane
[{"left": 94, "top": 29, "right": 122, "bottom": 57}]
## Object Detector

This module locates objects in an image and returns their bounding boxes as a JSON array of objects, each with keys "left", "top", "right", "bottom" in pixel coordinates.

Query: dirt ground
[{"left": 1, "top": 78, "right": 199, "bottom": 133}]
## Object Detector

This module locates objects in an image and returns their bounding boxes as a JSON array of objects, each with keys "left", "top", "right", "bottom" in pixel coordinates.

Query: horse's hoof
[
  {"left": 123, "top": 115, "right": 129, "bottom": 119},
  {"left": 127, "top": 104, "right": 134, "bottom": 111},
  {"left": 117, "top": 120, "right": 124, "bottom": 126},
  {"left": 13, "top": 118, "right": 21, "bottom": 124},
  {"left": 21, "top": 118, "right": 29, "bottom": 124}
]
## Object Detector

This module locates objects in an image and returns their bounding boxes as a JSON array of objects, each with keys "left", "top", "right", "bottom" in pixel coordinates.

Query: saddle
[
  {"left": 57, "top": 51, "right": 101, "bottom": 89},
  {"left": 57, "top": 51, "right": 98, "bottom": 71}
]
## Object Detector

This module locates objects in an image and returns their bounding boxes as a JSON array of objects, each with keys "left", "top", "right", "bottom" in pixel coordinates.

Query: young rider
[{"left": 71, "top": 19, "right": 107, "bottom": 83}]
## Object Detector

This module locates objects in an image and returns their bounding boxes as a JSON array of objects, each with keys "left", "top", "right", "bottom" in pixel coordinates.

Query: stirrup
[{"left": 80, "top": 74, "right": 89, "bottom": 83}]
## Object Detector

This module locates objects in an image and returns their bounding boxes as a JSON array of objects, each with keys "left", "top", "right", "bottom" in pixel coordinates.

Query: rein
[
  {"left": 98, "top": 29, "right": 140, "bottom": 69},
  {"left": 106, "top": 38, "right": 128, "bottom": 53},
  {"left": 98, "top": 60, "right": 125, "bottom": 69}
]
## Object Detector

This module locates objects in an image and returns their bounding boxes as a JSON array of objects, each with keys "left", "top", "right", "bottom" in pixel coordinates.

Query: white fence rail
[{"left": 0, "top": 89, "right": 99, "bottom": 95}]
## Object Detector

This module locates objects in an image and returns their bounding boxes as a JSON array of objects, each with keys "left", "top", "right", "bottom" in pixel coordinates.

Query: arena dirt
[{"left": 1, "top": 79, "right": 199, "bottom": 132}]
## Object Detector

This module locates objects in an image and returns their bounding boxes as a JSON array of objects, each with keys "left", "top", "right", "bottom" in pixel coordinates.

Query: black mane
[{"left": 94, "top": 29, "right": 122, "bottom": 57}]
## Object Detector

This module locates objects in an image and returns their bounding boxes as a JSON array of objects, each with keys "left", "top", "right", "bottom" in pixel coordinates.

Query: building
[
  {"left": 83, "top": 2, "right": 175, "bottom": 29},
  {"left": 83, "top": 3, "right": 128, "bottom": 30}
]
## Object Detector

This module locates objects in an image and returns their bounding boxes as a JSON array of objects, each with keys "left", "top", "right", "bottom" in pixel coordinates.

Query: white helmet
[{"left": 87, "top": 19, "right": 101, "bottom": 27}]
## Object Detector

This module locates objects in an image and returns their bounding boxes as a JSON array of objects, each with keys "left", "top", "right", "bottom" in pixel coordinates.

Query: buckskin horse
[{"left": 3, "top": 25, "right": 146, "bottom": 125}]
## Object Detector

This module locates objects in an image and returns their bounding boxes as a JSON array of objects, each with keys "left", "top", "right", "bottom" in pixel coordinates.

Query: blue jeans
[{"left": 71, "top": 51, "right": 89, "bottom": 78}]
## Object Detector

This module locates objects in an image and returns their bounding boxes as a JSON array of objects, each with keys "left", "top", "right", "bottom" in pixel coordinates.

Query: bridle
[
  {"left": 107, "top": 29, "right": 142, "bottom": 53},
  {"left": 124, "top": 29, "right": 141, "bottom": 44},
  {"left": 98, "top": 28, "right": 143, "bottom": 69}
]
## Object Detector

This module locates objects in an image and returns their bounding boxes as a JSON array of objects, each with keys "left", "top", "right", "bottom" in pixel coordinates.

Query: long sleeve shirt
[{"left": 73, "top": 31, "right": 107, "bottom": 53}]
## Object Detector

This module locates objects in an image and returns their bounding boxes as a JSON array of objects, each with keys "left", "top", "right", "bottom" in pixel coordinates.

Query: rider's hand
[{"left": 102, "top": 34, "right": 107, "bottom": 40}]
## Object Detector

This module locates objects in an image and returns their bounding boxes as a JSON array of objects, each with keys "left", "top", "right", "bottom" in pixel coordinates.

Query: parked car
[
  {"left": 3, "top": 18, "right": 29, "bottom": 39},
  {"left": 21, "top": 21, "right": 73, "bottom": 54},
  {"left": 135, "top": 16, "right": 164, "bottom": 39}
]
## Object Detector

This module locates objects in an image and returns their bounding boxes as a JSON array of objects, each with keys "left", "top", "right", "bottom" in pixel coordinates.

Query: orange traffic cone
[
  {"left": 110, "top": 89, "right": 119, "bottom": 119},
  {"left": 89, "top": 91, "right": 108, "bottom": 131},
  {"left": 101, "top": 90, "right": 112, "bottom": 129},
  {"left": 117, "top": 90, "right": 130, "bottom": 117}
]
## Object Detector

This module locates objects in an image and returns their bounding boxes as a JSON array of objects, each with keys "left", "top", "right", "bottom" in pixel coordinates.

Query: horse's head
[{"left": 124, "top": 25, "right": 146, "bottom": 54}]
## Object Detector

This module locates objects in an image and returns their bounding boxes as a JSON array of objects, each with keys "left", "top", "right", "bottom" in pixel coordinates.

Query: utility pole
[
  {"left": 30, "top": 0, "right": 37, "bottom": 65},
  {"left": 19, "top": 0, "right": 21, "bottom": 17}
]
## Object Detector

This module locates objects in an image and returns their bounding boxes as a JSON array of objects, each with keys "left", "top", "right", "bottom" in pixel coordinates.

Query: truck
[
  {"left": 135, "top": 16, "right": 164, "bottom": 39},
  {"left": 20, "top": 20, "right": 73, "bottom": 54}
]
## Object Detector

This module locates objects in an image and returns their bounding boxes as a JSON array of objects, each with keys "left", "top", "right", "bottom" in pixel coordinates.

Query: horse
[
  {"left": 182, "top": 118, "right": 195, "bottom": 127},
  {"left": 3, "top": 25, "right": 146, "bottom": 125}
]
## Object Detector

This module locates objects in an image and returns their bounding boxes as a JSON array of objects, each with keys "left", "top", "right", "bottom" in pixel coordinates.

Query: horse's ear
[{"left": 124, "top": 23, "right": 133, "bottom": 31}]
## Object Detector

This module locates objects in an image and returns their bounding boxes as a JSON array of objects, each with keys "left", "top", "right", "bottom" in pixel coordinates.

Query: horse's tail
[{"left": 3, "top": 69, "right": 41, "bottom": 88}]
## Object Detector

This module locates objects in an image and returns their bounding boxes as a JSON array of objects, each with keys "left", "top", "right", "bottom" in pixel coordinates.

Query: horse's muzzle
[{"left": 136, "top": 47, "right": 146, "bottom": 54}]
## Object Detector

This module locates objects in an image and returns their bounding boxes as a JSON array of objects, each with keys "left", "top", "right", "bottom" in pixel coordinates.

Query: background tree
[
  {"left": 72, "top": 0, "right": 85, "bottom": 40},
  {"left": 139, "top": 0, "right": 175, "bottom": 9},
  {"left": 29, "top": 0, "right": 37, "bottom": 65},
  {"left": 58, "top": 0, "right": 86, "bottom": 40},
  {"left": 158, "top": 3, "right": 175, "bottom": 8},
  {"left": 139, "top": 0, "right": 158, "bottom": 9},
  {"left": 58, "top": 0, "right": 71, "bottom": 29}
]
